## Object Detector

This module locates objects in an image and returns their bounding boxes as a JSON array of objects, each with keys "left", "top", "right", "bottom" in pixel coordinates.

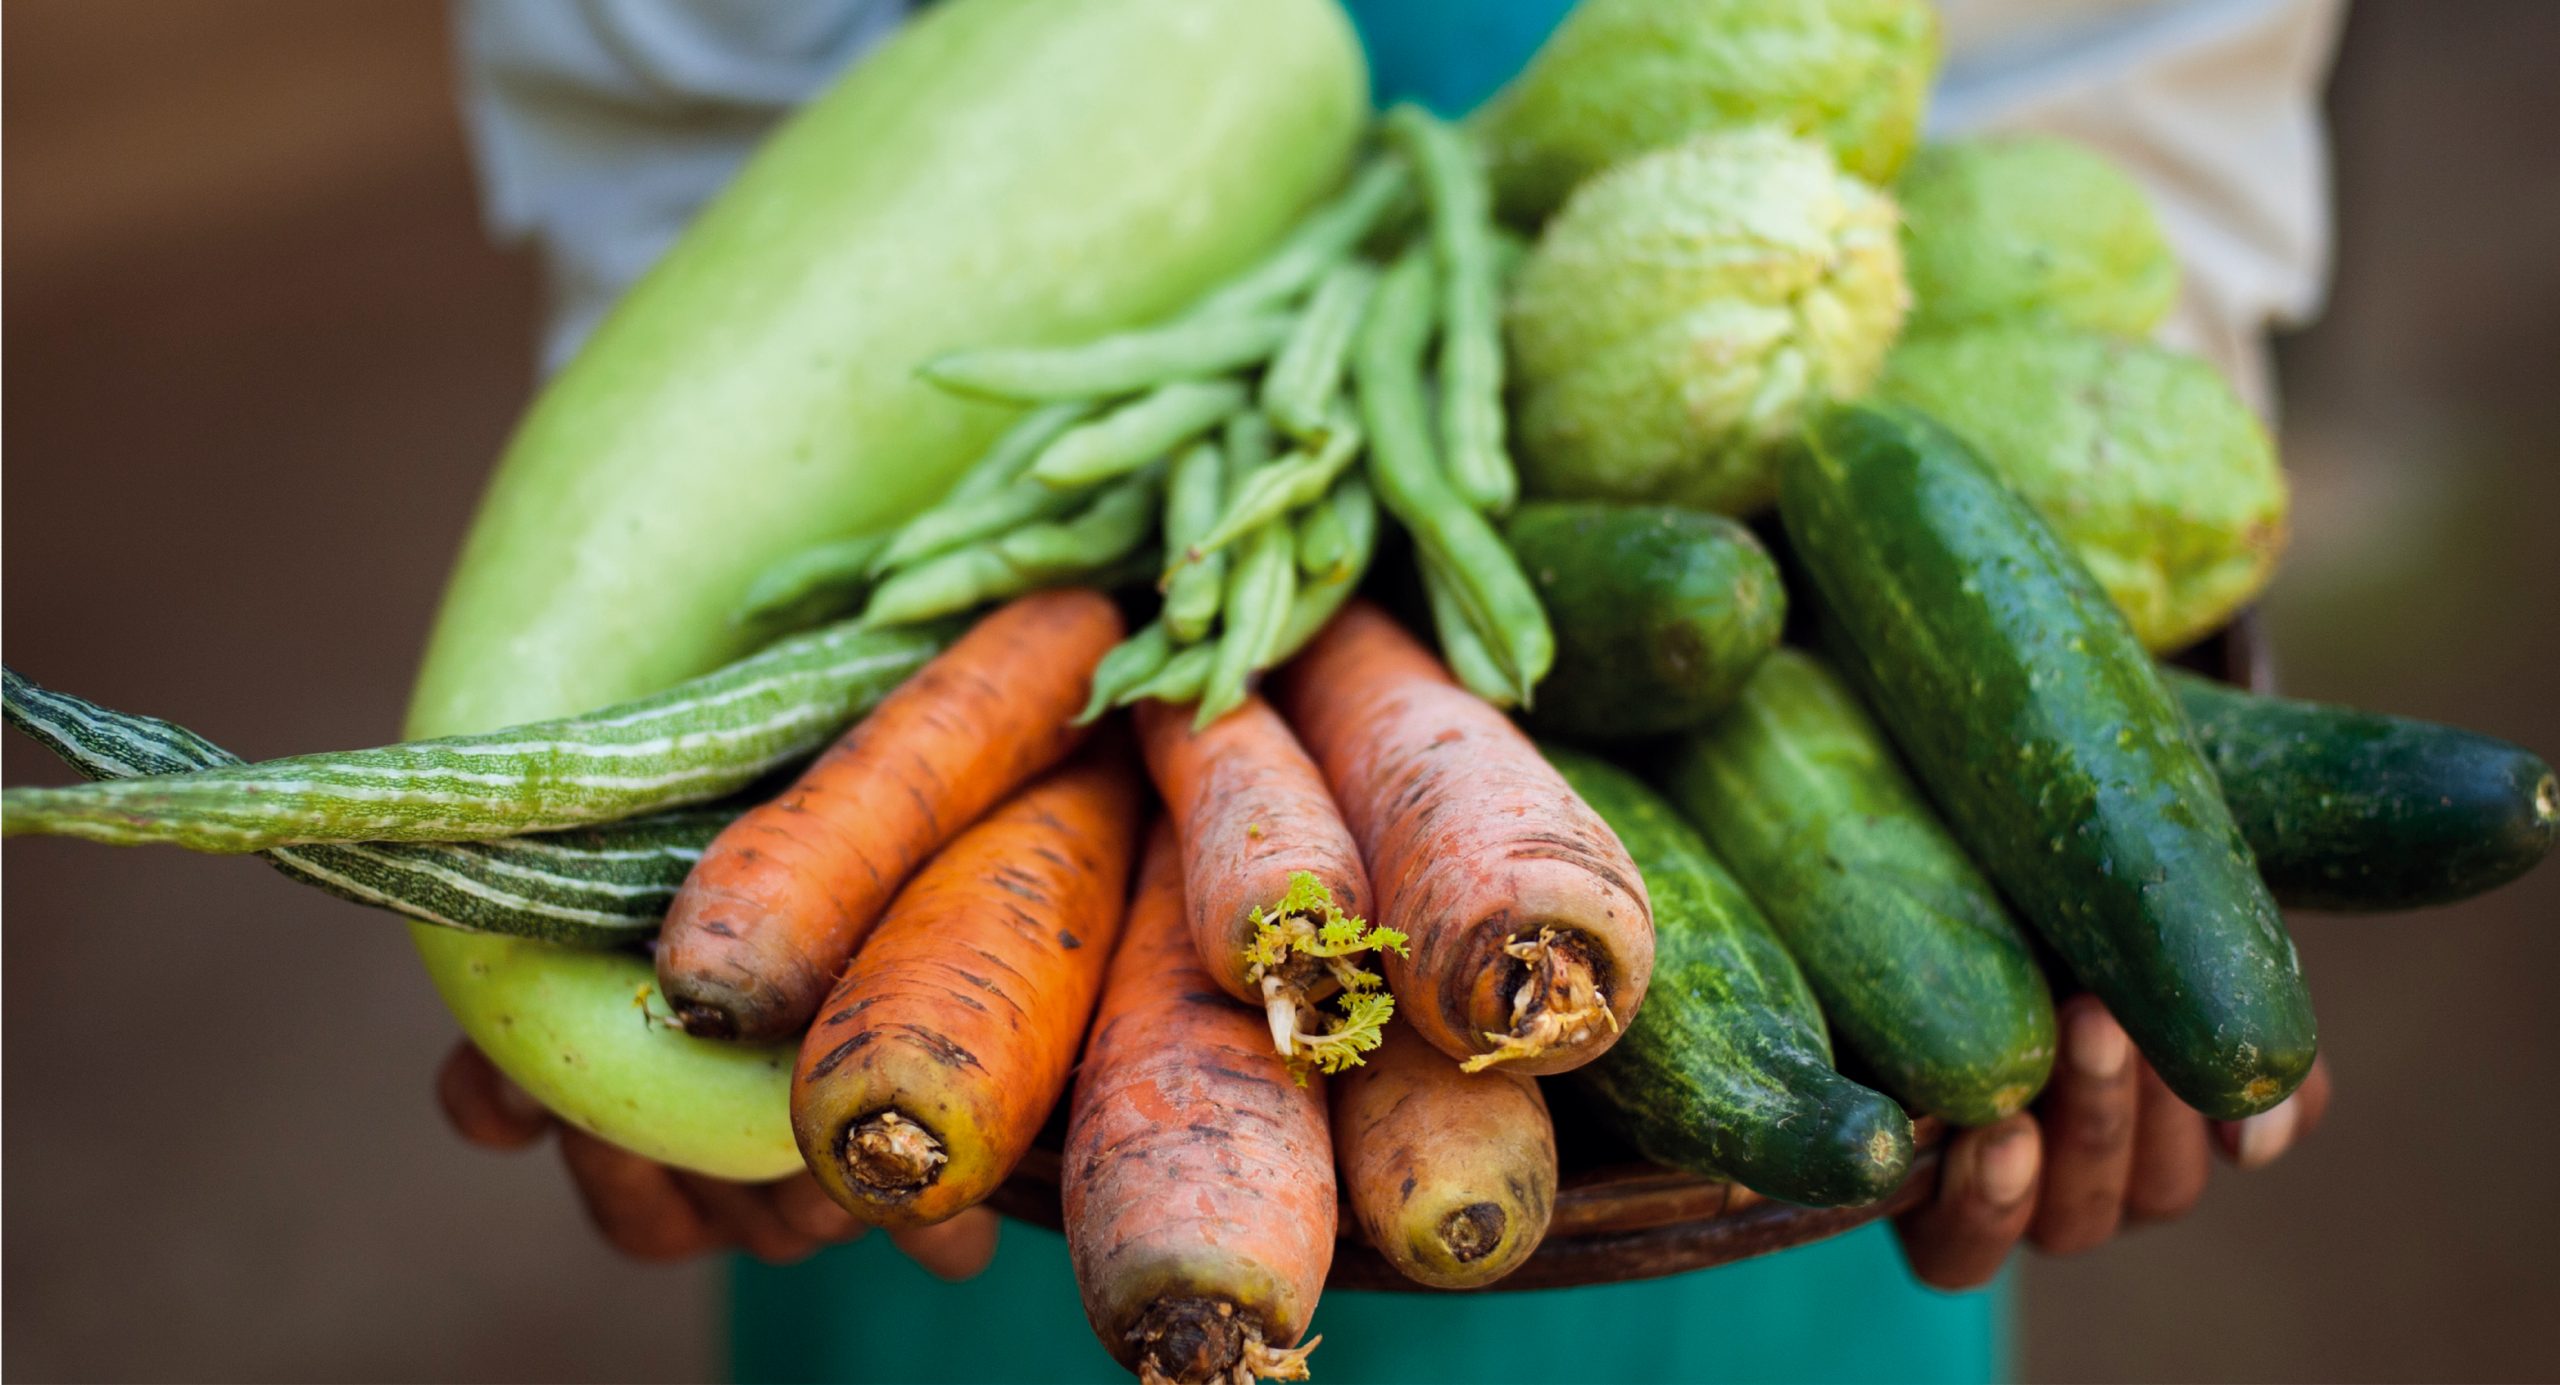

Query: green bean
[
  {"left": 952, "top": 401, "right": 1096, "bottom": 501},
  {"left": 3, "top": 668, "right": 742, "bottom": 947},
  {"left": 1354, "top": 248, "right": 1554, "bottom": 697},
  {"left": 1196, "top": 521, "right": 1297, "bottom": 728},
  {"left": 1292, "top": 473, "right": 1369, "bottom": 583},
  {"left": 871, "top": 402, "right": 1093, "bottom": 573},
  {"left": 1159, "top": 440, "right": 1229, "bottom": 642},
  {"left": 1119, "top": 643, "right": 1214, "bottom": 708},
  {"left": 1491, "top": 226, "right": 1532, "bottom": 289},
  {"left": 1029, "top": 380, "right": 1246, "bottom": 488},
  {"left": 1272, "top": 476, "right": 1379, "bottom": 660},
  {"left": 1259, "top": 262, "right": 1378, "bottom": 443},
  {"left": 732, "top": 532, "right": 890, "bottom": 626},
  {"left": 1191, "top": 157, "right": 1412, "bottom": 317},
  {"left": 0, "top": 620, "right": 955, "bottom": 854},
  {"left": 862, "top": 466, "right": 1165, "bottom": 626},
  {"left": 1182, "top": 404, "right": 1363, "bottom": 565},
  {"left": 1113, "top": 485, "right": 1374, "bottom": 714},
  {"left": 1419, "top": 554, "right": 1521, "bottom": 708},
  {"left": 1077, "top": 620, "right": 1176, "bottom": 725},
  {"left": 920, "top": 313, "right": 1293, "bottom": 403},
  {"left": 1386, "top": 105, "right": 1515, "bottom": 513}
]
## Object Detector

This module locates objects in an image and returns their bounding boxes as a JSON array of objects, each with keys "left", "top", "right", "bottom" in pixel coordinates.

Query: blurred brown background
[{"left": 4, "top": 1, "right": 2554, "bottom": 1380}]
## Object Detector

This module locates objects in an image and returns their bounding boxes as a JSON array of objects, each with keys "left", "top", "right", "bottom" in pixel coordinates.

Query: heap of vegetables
[{"left": 6, "top": 2, "right": 2556, "bottom": 1383}]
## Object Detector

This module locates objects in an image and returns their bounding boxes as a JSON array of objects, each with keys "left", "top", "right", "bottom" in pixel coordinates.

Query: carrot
[
  {"left": 1134, "top": 696, "right": 1401, "bottom": 1076},
  {"left": 790, "top": 742, "right": 1142, "bottom": 1226},
  {"left": 656, "top": 589, "right": 1121, "bottom": 1041},
  {"left": 1065, "top": 821, "right": 1335, "bottom": 1385},
  {"left": 1272, "top": 600, "right": 1652, "bottom": 1076},
  {"left": 1331, "top": 1024, "right": 1556, "bottom": 1289}
]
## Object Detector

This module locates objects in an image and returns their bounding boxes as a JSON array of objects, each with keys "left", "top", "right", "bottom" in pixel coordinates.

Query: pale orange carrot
[
  {"left": 1272, "top": 600, "right": 1653, "bottom": 1075},
  {"left": 1134, "top": 695, "right": 1398, "bottom": 1074},
  {"left": 656, "top": 589, "right": 1120, "bottom": 1041},
  {"left": 1331, "top": 1024, "right": 1556, "bottom": 1289},
  {"left": 1064, "top": 821, "right": 1335, "bottom": 1385}
]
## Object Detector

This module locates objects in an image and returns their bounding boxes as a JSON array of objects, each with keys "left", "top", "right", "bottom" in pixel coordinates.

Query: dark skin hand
[
  {"left": 1895, "top": 994, "right": 2335, "bottom": 1289},
  {"left": 436, "top": 1040, "right": 1000, "bottom": 1276}
]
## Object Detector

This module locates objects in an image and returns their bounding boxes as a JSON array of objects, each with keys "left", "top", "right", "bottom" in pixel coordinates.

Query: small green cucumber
[
  {"left": 1549, "top": 746, "right": 1914, "bottom": 1208},
  {"left": 1669, "top": 648, "right": 2056, "bottom": 1125},
  {"left": 2167, "top": 669, "right": 2558, "bottom": 912},
  {"left": 1504, "top": 502, "right": 1785, "bottom": 739}
]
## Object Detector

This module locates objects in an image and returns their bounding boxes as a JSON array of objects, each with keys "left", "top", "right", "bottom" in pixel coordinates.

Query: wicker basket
[{"left": 986, "top": 619, "right": 2266, "bottom": 1291}]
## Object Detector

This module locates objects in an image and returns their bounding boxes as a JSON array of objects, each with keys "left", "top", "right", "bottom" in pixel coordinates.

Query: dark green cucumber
[
  {"left": 2167, "top": 669, "right": 2558, "bottom": 911},
  {"left": 1504, "top": 502, "right": 1785, "bottom": 739},
  {"left": 1670, "top": 649, "right": 2057, "bottom": 1126},
  {"left": 1549, "top": 746, "right": 1914, "bottom": 1208},
  {"left": 1780, "top": 403, "right": 2314, "bottom": 1121}
]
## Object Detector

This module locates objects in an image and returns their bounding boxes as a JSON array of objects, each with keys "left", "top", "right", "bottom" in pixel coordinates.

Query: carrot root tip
[
  {"left": 1458, "top": 928, "right": 1614, "bottom": 1074},
  {"left": 1130, "top": 1298, "right": 1315, "bottom": 1385},
  {"left": 1438, "top": 1201, "right": 1510, "bottom": 1264},
  {"left": 841, "top": 1110, "right": 947, "bottom": 1198},
  {"left": 673, "top": 1001, "right": 739, "bottom": 1040}
]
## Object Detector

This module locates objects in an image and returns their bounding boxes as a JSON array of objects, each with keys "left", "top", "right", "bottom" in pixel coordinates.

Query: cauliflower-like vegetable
[
  {"left": 1879, "top": 323, "right": 2288, "bottom": 652},
  {"left": 1482, "top": 0, "right": 1939, "bottom": 222},
  {"left": 1507, "top": 128, "right": 1909, "bottom": 515},
  {"left": 1897, "top": 136, "right": 2179, "bottom": 337}
]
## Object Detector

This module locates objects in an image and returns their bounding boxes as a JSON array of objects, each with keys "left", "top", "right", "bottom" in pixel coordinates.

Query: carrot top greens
[{"left": 1245, "top": 870, "right": 1409, "bottom": 1080}]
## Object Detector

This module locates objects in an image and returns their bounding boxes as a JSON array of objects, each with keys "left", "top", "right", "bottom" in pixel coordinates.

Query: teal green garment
[
  {"left": 729, "top": 7, "right": 2006, "bottom": 1383},
  {"left": 733, "top": 1220, "right": 2007, "bottom": 1385}
]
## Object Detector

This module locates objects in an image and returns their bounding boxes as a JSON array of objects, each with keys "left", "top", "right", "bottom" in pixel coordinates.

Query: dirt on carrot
[
  {"left": 1134, "top": 696, "right": 1399, "bottom": 1076},
  {"left": 656, "top": 588, "right": 1121, "bottom": 1042},
  {"left": 1272, "top": 600, "right": 1653, "bottom": 1076},
  {"left": 790, "top": 741, "right": 1143, "bottom": 1226},
  {"left": 1064, "top": 821, "right": 1335, "bottom": 1385},
  {"left": 1331, "top": 1024, "right": 1556, "bottom": 1289}
]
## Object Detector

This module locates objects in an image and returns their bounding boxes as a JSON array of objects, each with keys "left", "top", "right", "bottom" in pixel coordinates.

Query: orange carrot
[
  {"left": 1272, "top": 600, "right": 1653, "bottom": 1075},
  {"left": 1065, "top": 821, "right": 1335, "bottom": 1385},
  {"left": 1134, "top": 695, "right": 1399, "bottom": 1075},
  {"left": 791, "top": 742, "right": 1143, "bottom": 1226},
  {"left": 1331, "top": 1024, "right": 1556, "bottom": 1289},
  {"left": 657, "top": 589, "right": 1121, "bottom": 1041}
]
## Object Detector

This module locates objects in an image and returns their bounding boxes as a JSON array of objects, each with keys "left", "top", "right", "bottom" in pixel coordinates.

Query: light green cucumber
[{"left": 1669, "top": 649, "right": 2055, "bottom": 1125}]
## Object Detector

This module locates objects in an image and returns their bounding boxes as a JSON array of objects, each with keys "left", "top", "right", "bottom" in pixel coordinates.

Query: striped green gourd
[
  {"left": 1, "top": 620, "right": 951, "bottom": 853},
  {"left": 7, "top": 669, "right": 769, "bottom": 948}
]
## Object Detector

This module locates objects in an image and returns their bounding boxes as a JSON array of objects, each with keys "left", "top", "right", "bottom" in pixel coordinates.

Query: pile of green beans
[{"left": 770, "top": 116, "right": 1549, "bottom": 725}]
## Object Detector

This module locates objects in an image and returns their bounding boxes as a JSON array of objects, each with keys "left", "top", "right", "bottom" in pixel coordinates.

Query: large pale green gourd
[{"left": 403, "top": 0, "right": 1369, "bottom": 1179}]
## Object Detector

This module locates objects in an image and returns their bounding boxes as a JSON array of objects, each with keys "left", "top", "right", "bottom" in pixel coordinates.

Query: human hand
[
  {"left": 1894, "top": 995, "right": 2335, "bottom": 1289},
  {"left": 436, "top": 1040, "right": 999, "bottom": 1275}
]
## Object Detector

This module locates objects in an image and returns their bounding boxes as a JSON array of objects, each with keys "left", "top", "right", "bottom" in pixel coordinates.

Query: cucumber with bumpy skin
[
  {"left": 2168, "top": 669, "right": 2559, "bottom": 912},
  {"left": 1670, "top": 649, "right": 2056, "bottom": 1125},
  {"left": 1551, "top": 747, "right": 1914, "bottom": 1208},
  {"left": 1782, "top": 402, "right": 2315, "bottom": 1121},
  {"left": 1504, "top": 502, "right": 1785, "bottom": 740}
]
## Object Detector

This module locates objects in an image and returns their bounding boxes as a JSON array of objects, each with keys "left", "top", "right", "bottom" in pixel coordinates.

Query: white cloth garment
[{"left": 457, "top": 0, "right": 2347, "bottom": 412}]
